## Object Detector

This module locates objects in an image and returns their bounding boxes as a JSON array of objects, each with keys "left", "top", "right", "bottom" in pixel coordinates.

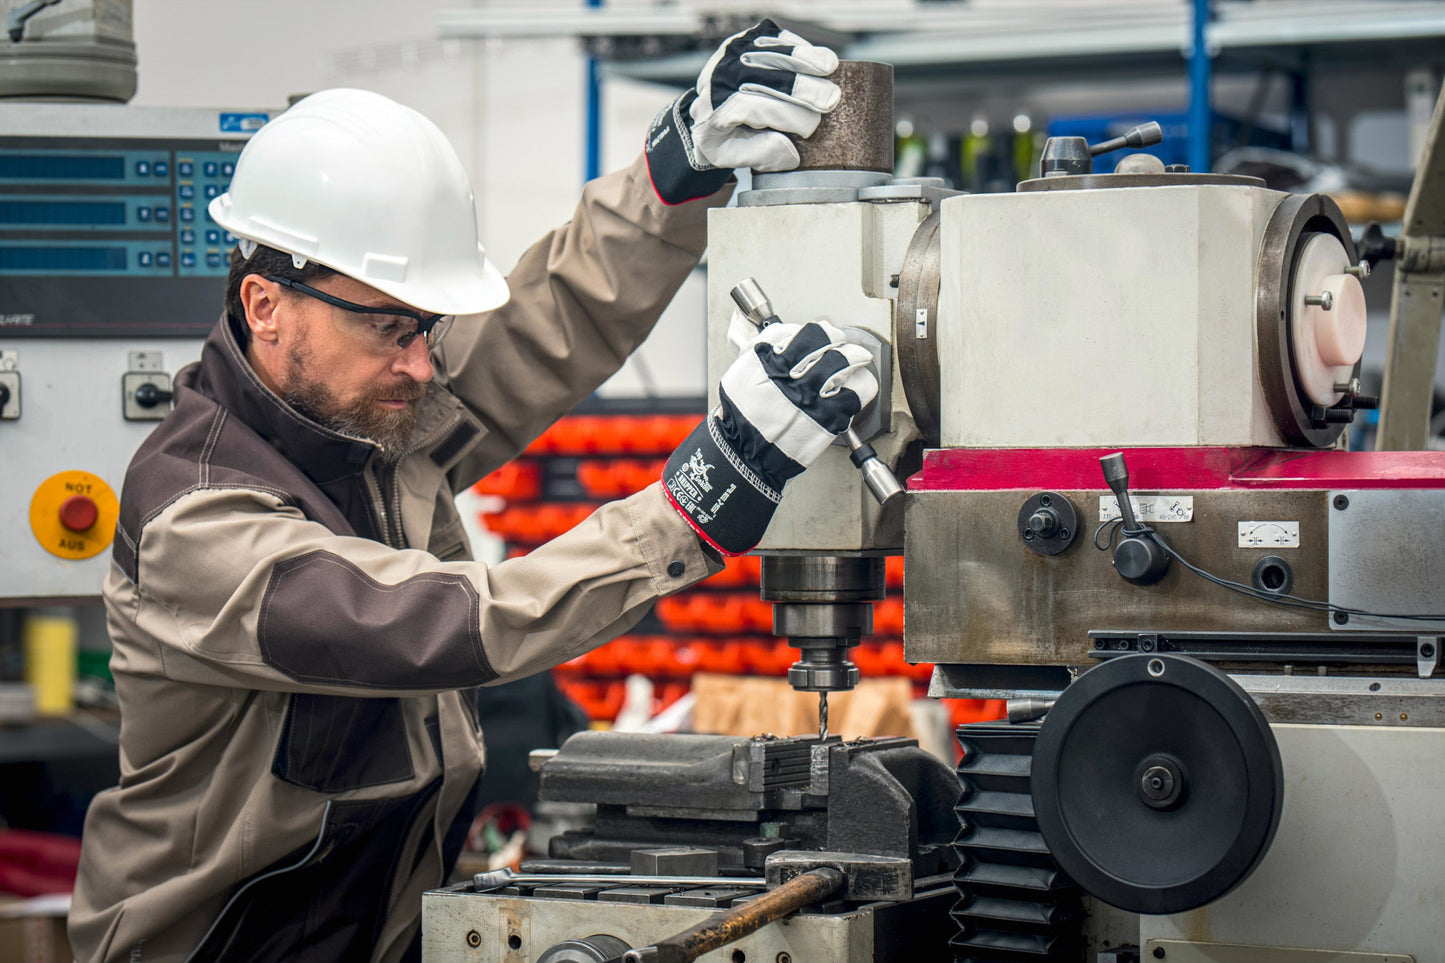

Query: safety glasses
[{"left": 267, "top": 276, "right": 454, "bottom": 353}]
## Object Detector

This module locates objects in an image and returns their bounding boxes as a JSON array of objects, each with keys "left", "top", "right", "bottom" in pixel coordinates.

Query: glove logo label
[
  {"left": 667, "top": 448, "right": 737, "bottom": 525},
  {"left": 686, "top": 450, "right": 715, "bottom": 493}
]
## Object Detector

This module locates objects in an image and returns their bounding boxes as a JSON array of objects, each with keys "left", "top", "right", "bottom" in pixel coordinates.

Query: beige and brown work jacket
[{"left": 69, "top": 155, "right": 731, "bottom": 963}]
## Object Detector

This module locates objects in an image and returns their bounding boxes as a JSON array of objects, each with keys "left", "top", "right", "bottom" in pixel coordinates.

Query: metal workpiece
[{"left": 792, "top": 60, "right": 893, "bottom": 173}]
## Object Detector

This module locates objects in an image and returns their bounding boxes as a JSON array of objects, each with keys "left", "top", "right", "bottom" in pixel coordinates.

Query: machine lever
[
  {"left": 1099, "top": 453, "right": 1171, "bottom": 586},
  {"left": 729, "top": 277, "right": 904, "bottom": 508},
  {"left": 1089, "top": 121, "right": 1164, "bottom": 157},
  {"left": 621, "top": 867, "right": 845, "bottom": 963}
]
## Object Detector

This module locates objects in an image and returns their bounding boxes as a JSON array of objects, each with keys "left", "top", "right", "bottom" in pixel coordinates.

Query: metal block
[
  {"left": 531, "top": 884, "right": 606, "bottom": 901},
  {"left": 1328, "top": 490, "right": 1445, "bottom": 631},
  {"left": 662, "top": 888, "right": 755, "bottom": 909},
  {"left": 937, "top": 184, "right": 1286, "bottom": 449},
  {"left": 596, "top": 887, "right": 680, "bottom": 905},
  {"left": 629, "top": 849, "right": 719, "bottom": 878},
  {"left": 765, "top": 850, "right": 913, "bottom": 901}
]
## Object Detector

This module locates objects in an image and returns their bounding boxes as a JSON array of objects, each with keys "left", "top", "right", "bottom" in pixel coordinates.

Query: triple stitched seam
[{"left": 707, "top": 416, "right": 781, "bottom": 504}]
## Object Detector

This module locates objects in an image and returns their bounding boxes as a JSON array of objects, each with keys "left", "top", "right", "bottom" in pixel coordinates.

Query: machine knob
[
  {"left": 59, "top": 494, "right": 99, "bottom": 533},
  {"left": 1113, "top": 535, "right": 1171, "bottom": 586},
  {"left": 1027, "top": 509, "right": 1059, "bottom": 538},
  {"left": 134, "top": 382, "right": 174, "bottom": 409}
]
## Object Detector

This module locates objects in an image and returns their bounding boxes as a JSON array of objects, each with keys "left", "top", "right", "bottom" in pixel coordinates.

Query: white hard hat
[{"left": 209, "top": 88, "right": 508, "bottom": 316}]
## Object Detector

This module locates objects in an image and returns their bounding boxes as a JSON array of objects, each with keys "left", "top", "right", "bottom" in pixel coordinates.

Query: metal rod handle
[{"left": 623, "top": 867, "right": 846, "bottom": 963}]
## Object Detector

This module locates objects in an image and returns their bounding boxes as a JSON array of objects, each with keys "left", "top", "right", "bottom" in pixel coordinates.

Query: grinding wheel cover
[{"left": 1031, "top": 655, "right": 1283, "bottom": 915}]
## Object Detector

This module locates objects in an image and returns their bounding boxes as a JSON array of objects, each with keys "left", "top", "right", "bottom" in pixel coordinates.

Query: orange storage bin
[
  {"left": 873, "top": 597, "right": 905, "bottom": 637},
  {"left": 473, "top": 461, "right": 542, "bottom": 501}
]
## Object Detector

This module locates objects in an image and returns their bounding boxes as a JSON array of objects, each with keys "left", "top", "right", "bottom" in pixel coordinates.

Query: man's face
[{"left": 266, "top": 274, "right": 437, "bottom": 459}]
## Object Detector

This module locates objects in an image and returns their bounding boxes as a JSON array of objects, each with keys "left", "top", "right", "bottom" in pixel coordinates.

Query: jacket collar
[{"left": 187, "top": 314, "right": 478, "bottom": 485}]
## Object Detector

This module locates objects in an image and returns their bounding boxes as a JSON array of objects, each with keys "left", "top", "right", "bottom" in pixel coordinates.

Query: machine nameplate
[
  {"left": 1238, "top": 521, "right": 1300, "bottom": 548},
  {"left": 1099, "top": 493, "right": 1194, "bottom": 522},
  {"left": 1145, "top": 940, "right": 1413, "bottom": 963},
  {"left": 914, "top": 307, "right": 928, "bottom": 339}
]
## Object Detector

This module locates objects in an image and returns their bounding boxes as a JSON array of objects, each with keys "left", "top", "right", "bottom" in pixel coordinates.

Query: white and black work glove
[
  {"left": 662, "top": 321, "right": 878, "bottom": 555},
  {"left": 644, "top": 18, "right": 841, "bottom": 205}
]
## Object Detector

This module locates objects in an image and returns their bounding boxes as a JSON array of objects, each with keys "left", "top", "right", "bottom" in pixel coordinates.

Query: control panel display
[{"left": 0, "top": 134, "right": 253, "bottom": 337}]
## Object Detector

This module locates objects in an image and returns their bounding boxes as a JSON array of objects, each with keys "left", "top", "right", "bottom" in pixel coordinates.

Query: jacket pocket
[
  {"left": 272, "top": 693, "right": 414, "bottom": 793},
  {"left": 185, "top": 785, "right": 441, "bottom": 963}
]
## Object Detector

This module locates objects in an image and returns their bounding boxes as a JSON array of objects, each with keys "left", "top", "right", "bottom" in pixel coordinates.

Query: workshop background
[{"left": 2, "top": 1, "right": 1443, "bottom": 957}]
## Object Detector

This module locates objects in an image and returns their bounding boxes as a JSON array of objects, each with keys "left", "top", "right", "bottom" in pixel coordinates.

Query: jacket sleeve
[
  {"left": 433, "top": 153, "right": 733, "bottom": 492},
  {"left": 109, "top": 481, "right": 719, "bottom": 697}
]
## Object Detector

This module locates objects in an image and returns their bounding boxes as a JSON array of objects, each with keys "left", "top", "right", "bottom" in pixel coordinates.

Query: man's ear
[{"left": 240, "top": 275, "right": 282, "bottom": 344}]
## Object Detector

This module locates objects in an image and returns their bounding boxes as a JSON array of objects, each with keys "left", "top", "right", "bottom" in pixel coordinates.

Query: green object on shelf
[{"left": 76, "top": 649, "right": 113, "bottom": 683}]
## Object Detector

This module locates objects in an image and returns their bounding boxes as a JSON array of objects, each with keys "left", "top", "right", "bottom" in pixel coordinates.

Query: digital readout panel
[{"left": 0, "top": 136, "right": 250, "bottom": 336}]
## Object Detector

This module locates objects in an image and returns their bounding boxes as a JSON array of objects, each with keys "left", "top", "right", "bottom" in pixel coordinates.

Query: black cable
[{"left": 1095, "top": 521, "right": 1445, "bottom": 622}]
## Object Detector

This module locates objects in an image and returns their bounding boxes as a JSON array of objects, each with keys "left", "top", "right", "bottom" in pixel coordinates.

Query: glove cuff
[
  {"left": 645, "top": 91, "right": 733, "bottom": 206},
  {"left": 662, "top": 415, "right": 782, "bottom": 556}
]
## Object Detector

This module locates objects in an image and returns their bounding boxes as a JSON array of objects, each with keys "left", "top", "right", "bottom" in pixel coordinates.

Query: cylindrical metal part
[
  {"left": 772, "top": 601, "right": 873, "bottom": 638},
  {"left": 760, "top": 556, "right": 886, "bottom": 603},
  {"left": 788, "top": 646, "right": 860, "bottom": 692},
  {"left": 792, "top": 61, "right": 893, "bottom": 172},
  {"left": 730, "top": 277, "right": 776, "bottom": 328}
]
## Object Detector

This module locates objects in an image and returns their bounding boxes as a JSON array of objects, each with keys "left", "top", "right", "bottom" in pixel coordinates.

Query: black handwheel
[{"left": 1031, "top": 654, "right": 1283, "bottom": 915}]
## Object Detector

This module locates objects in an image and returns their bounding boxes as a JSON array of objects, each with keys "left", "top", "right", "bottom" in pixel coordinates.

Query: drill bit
[{"left": 818, "top": 692, "right": 829, "bottom": 742}]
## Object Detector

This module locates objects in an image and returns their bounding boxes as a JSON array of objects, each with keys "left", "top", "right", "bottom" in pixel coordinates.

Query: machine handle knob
[
  {"left": 134, "top": 382, "right": 174, "bottom": 409},
  {"left": 730, "top": 276, "right": 780, "bottom": 328},
  {"left": 1089, "top": 121, "right": 1164, "bottom": 157}
]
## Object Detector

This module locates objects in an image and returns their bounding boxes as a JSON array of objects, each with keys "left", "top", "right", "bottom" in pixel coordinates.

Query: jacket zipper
[{"left": 364, "top": 461, "right": 406, "bottom": 549}]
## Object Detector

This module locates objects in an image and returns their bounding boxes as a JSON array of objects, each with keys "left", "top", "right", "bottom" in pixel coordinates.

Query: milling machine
[{"left": 423, "top": 62, "right": 1445, "bottom": 963}]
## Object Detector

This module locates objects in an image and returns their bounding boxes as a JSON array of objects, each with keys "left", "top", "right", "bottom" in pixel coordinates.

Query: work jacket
[{"left": 69, "top": 154, "right": 730, "bottom": 963}]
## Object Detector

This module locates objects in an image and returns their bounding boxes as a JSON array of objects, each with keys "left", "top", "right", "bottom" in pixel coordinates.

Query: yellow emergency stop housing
[{"left": 28, "top": 470, "right": 119, "bottom": 560}]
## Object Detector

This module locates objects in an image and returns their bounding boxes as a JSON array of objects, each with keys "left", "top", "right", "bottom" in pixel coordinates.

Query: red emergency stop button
[
  {"left": 29, "top": 471, "right": 118, "bottom": 559},
  {"left": 59, "top": 495, "right": 99, "bottom": 532}
]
